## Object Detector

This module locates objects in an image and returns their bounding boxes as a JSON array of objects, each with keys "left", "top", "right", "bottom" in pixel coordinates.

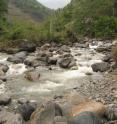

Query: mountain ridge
[{"left": 8, "top": 0, "right": 53, "bottom": 22}]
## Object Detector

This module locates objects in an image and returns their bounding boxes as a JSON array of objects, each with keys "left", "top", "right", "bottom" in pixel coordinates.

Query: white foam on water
[
  {"left": 0, "top": 83, "right": 5, "bottom": 94},
  {"left": 60, "top": 70, "right": 86, "bottom": 79},
  {"left": 7, "top": 64, "right": 27, "bottom": 76},
  {"left": 22, "top": 81, "right": 63, "bottom": 93}
]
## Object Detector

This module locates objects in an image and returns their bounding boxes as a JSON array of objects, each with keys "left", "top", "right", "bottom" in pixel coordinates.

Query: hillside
[
  {"left": 8, "top": 0, "right": 52, "bottom": 22},
  {"left": 47, "top": 0, "right": 117, "bottom": 41}
]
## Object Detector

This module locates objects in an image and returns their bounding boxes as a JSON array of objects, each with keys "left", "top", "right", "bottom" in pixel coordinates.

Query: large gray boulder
[
  {"left": 60, "top": 45, "right": 71, "bottom": 53},
  {"left": 0, "top": 109, "right": 24, "bottom": 124},
  {"left": 58, "top": 55, "right": 76, "bottom": 69},
  {"left": 30, "top": 101, "right": 64, "bottom": 124},
  {"left": 0, "top": 64, "right": 9, "bottom": 73},
  {"left": 70, "top": 111, "right": 101, "bottom": 124},
  {"left": 0, "top": 94, "right": 11, "bottom": 105},
  {"left": 91, "top": 62, "right": 110, "bottom": 72},
  {"left": 105, "top": 105, "right": 117, "bottom": 121},
  {"left": 7, "top": 51, "right": 27, "bottom": 64},
  {"left": 14, "top": 51, "right": 28, "bottom": 60},
  {"left": 96, "top": 47, "right": 110, "bottom": 53},
  {"left": 47, "top": 57, "right": 57, "bottom": 65},
  {"left": 24, "top": 70, "right": 40, "bottom": 82},
  {"left": 102, "top": 54, "right": 112, "bottom": 63},
  {"left": 7, "top": 56, "right": 23, "bottom": 64},
  {"left": 17, "top": 102, "right": 37, "bottom": 121},
  {"left": 20, "top": 42, "right": 36, "bottom": 52}
]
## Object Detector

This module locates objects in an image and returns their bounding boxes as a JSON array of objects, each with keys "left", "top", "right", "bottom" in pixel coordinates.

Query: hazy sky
[{"left": 37, "top": 0, "right": 71, "bottom": 9}]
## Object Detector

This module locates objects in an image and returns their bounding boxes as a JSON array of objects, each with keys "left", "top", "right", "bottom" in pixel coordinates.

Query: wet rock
[
  {"left": 7, "top": 51, "right": 27, "bottom": 64},
  {"left": 24, "top": 70, "right": 40, "bottom": 82},
  {"left": 0, "top": 109, "right": 23, "bottom": 124},
  {"left": 112, "top": 40, "right": 117, "bottom": 45},
  {"left": 96, "top": 47, "right": 110, "bottom": 53},
  {"left": 20, "top": 42, "right": 36, "bottom": 52},
  {"left": 24, "top": 56, "right": 38, "bottom": 67},
  {"left": 14, "top": 51, "right": 28, "bottom": 60},
  {"left": 41, "top": 43, "right": 51, "bottom": 51},
  {"left": 7, "top": 56, "right": 23, "bottom": 64},
  {"left": 58, "top": 58, "right": 76, "bottom": 69},
  {"left": 37, "top": 51, "right": 53, "bottom": 63},
  {"left": 74, "top": 43, "right": 87, "bottom": 48},
  {"left": 47, "top": 57, "right": 57, "bottom": 65},
  {"left": 72, "top": 101, "right": 106, "bottom": 117},
  {"left": 70, "top": 111, "right": 101, "bottom": 124},
  {"left": 54, "top": 116, "right": 68, "bottom": 124},
  {"left": 0, "top": 69, "right": 5, "bottom": 76},
  {"left": 91, "top": 62, "right": 110, "bottom": 72},
  {"left": 105, "top": 105, "right": 117, "bottom": 121},
  {"left": 0, "top": 76, "right": 7, "bottom": 82},
  {"left": 102, "top": 54, "right": 112, "bottom": 63},
  {"left": 30, "top": 101, "right": 63, "bottom": 124},
  {"left": 18, "top": 98, "right": 29, "bottom": 104},
  {"left": 0, "top": 94, "right": 11, "bottom": 105},
  {"left": 0, "top": 64, "right": 9, "bottom": 73},
  {"left": 17, "top": 102, "right": 37, "bottom": 121},
  {"left": 60, "top": 45, "right": 71, "bottom": 53},
  {"left": 58, "top": 55, "right": 76, "bottom": 69},
  {"left": 3, "top": 48, "right": 20, "bottom": 54}
]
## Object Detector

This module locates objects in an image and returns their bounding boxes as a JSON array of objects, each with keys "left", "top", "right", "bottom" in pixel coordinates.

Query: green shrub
[{"left": 74, "top": 16, "right": 117, "bottom": 39}]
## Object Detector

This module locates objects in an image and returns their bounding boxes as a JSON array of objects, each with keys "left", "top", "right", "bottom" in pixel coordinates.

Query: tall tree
[{"left": 0, "top": 0, "right": 7, "bottom": 18}]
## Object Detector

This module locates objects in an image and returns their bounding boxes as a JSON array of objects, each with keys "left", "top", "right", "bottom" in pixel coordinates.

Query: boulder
[
  {"left": 24, "top": 57, "right": 40, "bottom": 67},
  {"left": 0, "top": 69, "right": 5, "bottom": 76},
  {"left": 20, "top": 42, "right": 36, "bottom": 52},
  {"left": 72, "top": 101, "right": 106, "bottom": 117},
  {"left": 105, "top": 105, "right": 117, "bottom": 121},
  {"left": 74, "top": 43, "right": 87, "bottom": 48},
  {"left": 14, "top": 51, "right": 28, "bottom": 60},
  {"left": 24, "top": 70, "right": 40, "bottom": 81},
  {"left": 18, "top": 98, "right": 29, "bottom": 104},
  {"left": 0, "top": 64, "right": 9, "bottom": 73},
  {"left": 0, "top": 94, "right": 11, "bottom": 105},
  {"left": 47, "top": 57, "right": 57, "bottom": 65},
  {"left": 54, "top": 116, "right": 68, "bottom": 124},
  {"left": 0, "top": 109, "right": 23, "bottom": 124},
  {"left": 58, "top": 57, "right": 76, "bottom": 69},
  {"left": 112, "top": 40, "right": 117, "bottom": 45},
  {"left": 70, "top": 111, "right": 101, "bottom": 124},
  {"left": 7, "top": 51, "right": 27, "bottom": 64},
  {"left": 17, "top": 102, "right": 37, "bottom": 121},
  {"left": 3, "top": 48, "right": 20, "bottom": 54},
  {"left": 30, "top": 101, "right": 63, "bottom": 124},
  {"left": 60, "top": 45, "right": 71, "bottom": 53},
  {"left": 41, "top": 43, "right": 51, "bottom": 51},
  {"left": 91, "top": 62, "right": 110, "bottom": 72},
  {"left": 102, "top": 55, "right": 112, "bottom": 63},
  {"left": 7, "top": 56, "right": 23, "bottom": 64},
  {"left": 96, "top": 47, "right": 110, "bottom": 53}
]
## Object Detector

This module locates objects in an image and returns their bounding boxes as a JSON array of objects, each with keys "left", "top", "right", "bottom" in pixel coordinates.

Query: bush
[
  {"left": 112, "top": 45, "right": 117, "bottom": 64},
  {"left": 74, "top": 16, "right": 117, "bottom": 39}
]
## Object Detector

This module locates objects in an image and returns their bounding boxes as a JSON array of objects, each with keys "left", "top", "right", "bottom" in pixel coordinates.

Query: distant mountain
[{"left": 8, "top": 0, "right": 53, "bottom": 22}]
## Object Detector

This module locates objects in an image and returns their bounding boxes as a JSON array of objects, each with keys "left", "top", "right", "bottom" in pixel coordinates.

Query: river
[{"left": 0, "top": 43, "right": 104, "bottom": 103}]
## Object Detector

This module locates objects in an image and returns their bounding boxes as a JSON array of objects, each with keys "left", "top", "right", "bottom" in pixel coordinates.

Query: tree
[{"left": 0, "top": 0, "right": 7, "bottom": 18}]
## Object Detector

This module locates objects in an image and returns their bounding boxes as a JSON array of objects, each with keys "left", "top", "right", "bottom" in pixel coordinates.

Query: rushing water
[{"left": 0, "top": 44, "right": 104, "bottom": 102}]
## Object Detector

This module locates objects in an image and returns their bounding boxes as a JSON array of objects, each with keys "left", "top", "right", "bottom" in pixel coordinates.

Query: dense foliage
[
  {"left": 48, "top": 0, "right": 117, "bottom": 41},
  {"left": 0, "top": 0, "right": 7, "bottom": 17}
]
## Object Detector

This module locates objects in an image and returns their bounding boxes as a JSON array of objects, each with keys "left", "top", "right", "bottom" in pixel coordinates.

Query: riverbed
[{"left": 0, "top": 43, "right": 105, "bottom": 102}]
